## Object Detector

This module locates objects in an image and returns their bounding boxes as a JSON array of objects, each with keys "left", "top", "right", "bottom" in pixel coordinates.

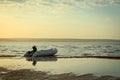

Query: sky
[{"left": 0, "top": 0, "right": 120, "bottom": 39}]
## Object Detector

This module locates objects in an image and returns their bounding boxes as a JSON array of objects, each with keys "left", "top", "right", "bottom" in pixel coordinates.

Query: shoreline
[
  {"left": 0, "top": 55, "right": 120, "bottom": 60},
  {"left": 0, "top": 67, "right": 120, "bottom": 80}
]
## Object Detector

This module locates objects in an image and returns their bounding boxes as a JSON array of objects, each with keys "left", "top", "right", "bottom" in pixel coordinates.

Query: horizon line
[{"left": 0, "top": 38, "right": 120, "bottom": 42}]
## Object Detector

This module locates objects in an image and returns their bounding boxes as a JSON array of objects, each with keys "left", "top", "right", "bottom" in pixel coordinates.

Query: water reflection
[
  {"left": 0, "top": 58, "right": 120, "bottom": 77},
  {"left": 25, "top": 56, "right": 58, "bottom": 66}
]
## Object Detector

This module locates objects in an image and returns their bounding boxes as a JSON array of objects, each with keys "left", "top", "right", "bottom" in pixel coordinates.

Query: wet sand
[
  {"left": 1, "top": 67, "right": 120, "bottom": 80},
  {"left": 0, "top": 57, "right": 120, "bottom": 80}
]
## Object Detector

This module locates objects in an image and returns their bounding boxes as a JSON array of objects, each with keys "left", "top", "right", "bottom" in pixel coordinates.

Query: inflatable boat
[{"left": 24, "top": 48, "right": 58, "bottom": 57}]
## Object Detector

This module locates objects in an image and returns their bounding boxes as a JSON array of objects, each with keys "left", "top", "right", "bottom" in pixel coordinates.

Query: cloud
[
  {"left": 0, "top": 0, "right": 120, "bottom": 12},
  {"left": 82, "top": 0, "right": 120, "bottom": 7},
  {"left": 8, "top": 0, "right": 26, "bottom": 3},
  {"left": 0, "top": 0, "right": 26, "bottom": 3}
]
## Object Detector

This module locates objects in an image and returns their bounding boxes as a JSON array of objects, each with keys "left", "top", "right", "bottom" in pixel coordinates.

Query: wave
[
  {"left": 1, "top": 49, "right": 8, "bottom": 51},
  {"left": 0, "top": 54, "right": 120, "bottom": 60},
  {"left": 0, "top": 55, "right": 18, "bottom": 57},
  {"left": 56, "top": 55, "right": 120, "bottom": 59}
]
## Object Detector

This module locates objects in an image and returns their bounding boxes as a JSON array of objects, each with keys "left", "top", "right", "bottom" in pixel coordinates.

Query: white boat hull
[{"left": 24, "top": 48, "right": 57, "bottom": 57}]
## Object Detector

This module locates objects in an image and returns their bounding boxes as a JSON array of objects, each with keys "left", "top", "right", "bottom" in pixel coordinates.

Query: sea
[{"left": 0, "top": 38, "right": 120, "bottom": 58}]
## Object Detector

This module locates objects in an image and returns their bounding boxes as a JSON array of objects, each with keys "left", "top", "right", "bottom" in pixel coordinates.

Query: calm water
[
  {"left": 0, "top": 58, "right": 120, "bottom": 77},
  {"left": 0, "top": 39, "right": 120, "bottom": 57}
]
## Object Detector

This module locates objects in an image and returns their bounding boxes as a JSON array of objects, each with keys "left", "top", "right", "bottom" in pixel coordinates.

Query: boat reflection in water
[{"left": 25, "top": 56, "right": 58, "bottom": 66}]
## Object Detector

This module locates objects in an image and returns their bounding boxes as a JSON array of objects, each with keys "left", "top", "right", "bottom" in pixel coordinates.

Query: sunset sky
[{"left": 0, "top": 0, "right": 120, "bottom": 39}]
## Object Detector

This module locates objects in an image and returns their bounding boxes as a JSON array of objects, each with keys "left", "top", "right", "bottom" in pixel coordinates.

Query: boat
[{"left": 24, "top": 48, "right": 58, "bottom": 57}]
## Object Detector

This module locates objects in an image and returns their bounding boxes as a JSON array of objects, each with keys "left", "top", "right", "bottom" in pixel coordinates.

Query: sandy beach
[{"left": 0, "top": 57, "right": 120, "bottom": 80}]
